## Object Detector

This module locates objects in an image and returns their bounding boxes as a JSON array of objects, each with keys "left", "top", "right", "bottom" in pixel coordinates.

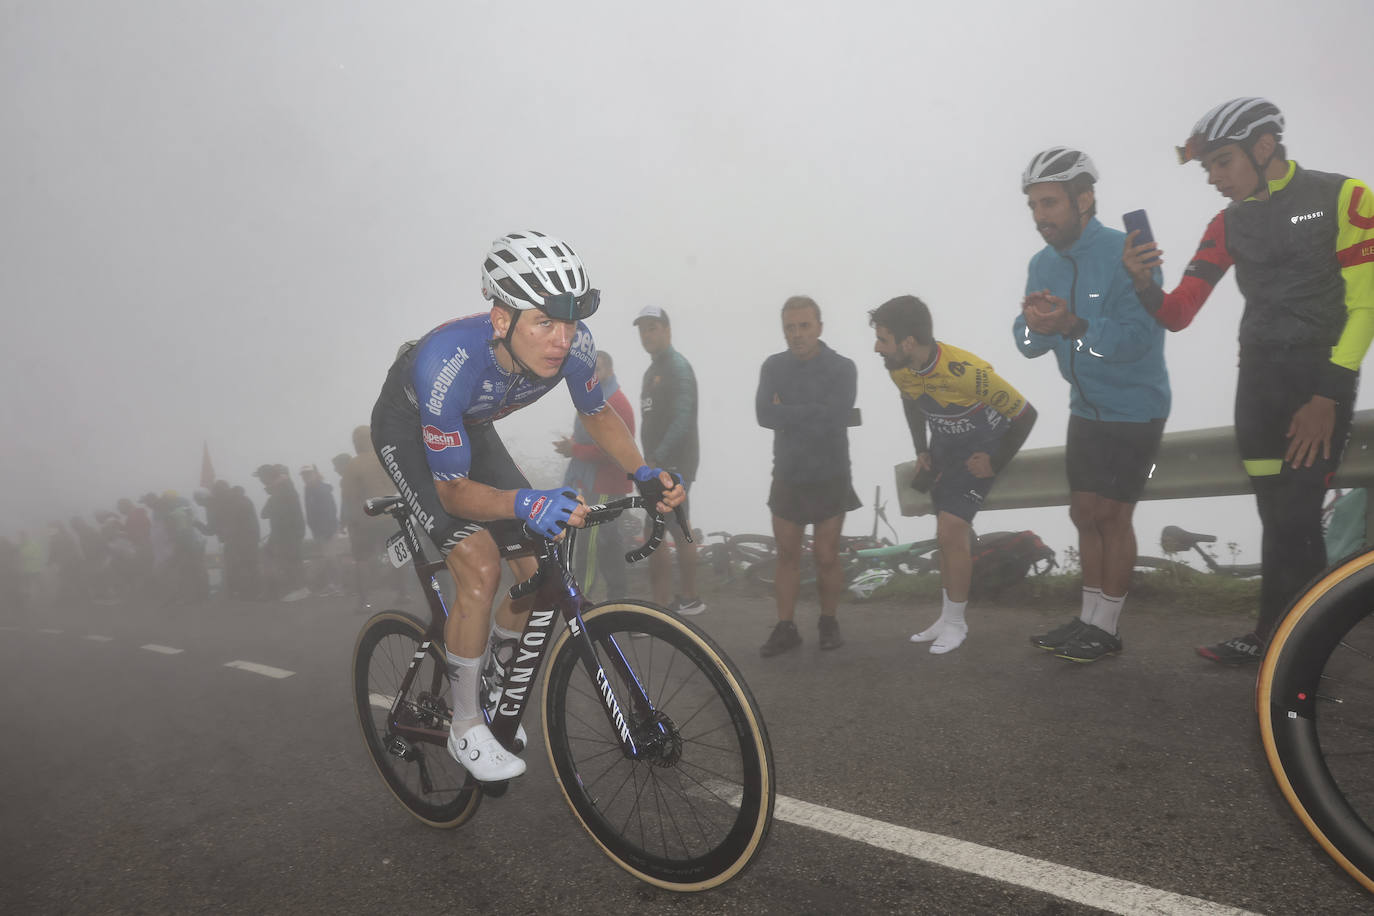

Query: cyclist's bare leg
[
  {"left": 771, "top": 515, "right": 804, "bottom": 622},
  {"left": 441, "top": 531, "right": 503, "bottom": 657},
  {"left": 811, "top": 514, "right": 845, "bottom": 617},
  {"left": 936, "top": 511, "right": 972, "bottom": 602},
  {"left": 493, "top": 554, "right": 538, "bottom": 633}
]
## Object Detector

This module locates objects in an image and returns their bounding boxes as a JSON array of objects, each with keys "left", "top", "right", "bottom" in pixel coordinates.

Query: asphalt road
[{"left": 1, "top": 582, "right": 1369, "bottom": 915}]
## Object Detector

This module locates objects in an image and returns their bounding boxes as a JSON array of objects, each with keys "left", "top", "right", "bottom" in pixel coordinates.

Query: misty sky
[{"left": 5, "top": 0, "right": 1373, "bottom": 563}]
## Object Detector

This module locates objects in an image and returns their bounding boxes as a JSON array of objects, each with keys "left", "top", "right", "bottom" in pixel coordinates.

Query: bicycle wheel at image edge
[
  {"left": 1258, "top": 548, "right": 1374, "bottom": 892},
  {"left": 352, "top": 611, "right": 482, "bottom": 828},
  {"left": 542, "top": 602, "right": 775, "bottom": 891}
]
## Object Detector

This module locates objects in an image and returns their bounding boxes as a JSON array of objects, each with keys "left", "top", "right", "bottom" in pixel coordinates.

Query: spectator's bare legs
[
  {"left": 1070, "top": 492, "right": 1134, "bottom": 634},
  {"left": 912, "top": 511, "right": 973, "bottom": 654},
  {"left": 812, "top": 514, "right": 845, "bottom": 618},
  {"left": 649, "top": 528, "right": 699, "bottom": 607},
  {"left": 770, "top": 515, "right": 805, "bottom": 622}
]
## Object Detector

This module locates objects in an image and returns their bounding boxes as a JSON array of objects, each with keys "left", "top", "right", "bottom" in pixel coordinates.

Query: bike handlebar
[{"left": 507, "top": 495, "right": 692, "bottom": 600}]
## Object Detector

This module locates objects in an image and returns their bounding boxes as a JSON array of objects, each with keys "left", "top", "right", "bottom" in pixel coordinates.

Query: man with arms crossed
[
  {"left": 1014, "top": 147, "right": 1171, "bottom": 664},
  {"left": 756, "top": 296, "right": 861, "bottom": 656},
  {"left": 873, "top": 295, "right": 1037, "bottom": 655},
  {"left": 1122, "top": 99, "right": 1374, "bottom": 664},
  {"left": 371, "top": 231, "right": 684, "bottom": 782}
]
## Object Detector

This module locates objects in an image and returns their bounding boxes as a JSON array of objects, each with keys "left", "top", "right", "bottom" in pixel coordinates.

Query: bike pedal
[
  {"left": 481, "top": 780, "right": 510, "bottom": 798},
  {"left": 385, "top": 734, "right": 414, "bottom": 759}
]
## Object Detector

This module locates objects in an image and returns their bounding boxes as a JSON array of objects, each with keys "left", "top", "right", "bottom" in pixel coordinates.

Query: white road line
[
  {"left": 82, "top": 635, "right": 114, "bottom": 642},
  {"left": 775, "top": 793, "right": 1261, "bottom": 916},
  {"left": 141, "top": 644, "right": 184, "bottom": 655},
  {"left": 224, "top": 660, "right": 295, "bottom": 679}
]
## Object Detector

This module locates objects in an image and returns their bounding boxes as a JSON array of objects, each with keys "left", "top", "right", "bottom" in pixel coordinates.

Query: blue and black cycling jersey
[{"left": 395, "top": 313, "right": 606, "bottom": 481}]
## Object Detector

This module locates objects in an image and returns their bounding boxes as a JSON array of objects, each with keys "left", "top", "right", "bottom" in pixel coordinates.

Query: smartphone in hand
[{"left": 1122, "top": 209, "right": 1154, "bottom": 247}]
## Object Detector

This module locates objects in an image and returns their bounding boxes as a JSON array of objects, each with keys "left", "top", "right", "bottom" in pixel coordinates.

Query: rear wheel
[
  {"left": 352, "top": 611, "right": 481, "bottom": 828},
  {"left": 542, "top": 602, "right": 774, "bottom": 891},
  {"left": 1258, "top": 549, "right": 1374, "bottom": 891}
]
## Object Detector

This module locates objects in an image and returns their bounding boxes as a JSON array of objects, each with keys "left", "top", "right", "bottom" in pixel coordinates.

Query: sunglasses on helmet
[{"left": 540, "top": 288, "right": 600, "bottom": 321}]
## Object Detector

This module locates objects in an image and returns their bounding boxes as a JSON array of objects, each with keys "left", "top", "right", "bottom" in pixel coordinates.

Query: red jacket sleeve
[
  {"left": 1149, "top": 211, "right": 1234, "bottom": 331},
  {"left": 568, "top": 388, "right": 635, "bottom": 462}
]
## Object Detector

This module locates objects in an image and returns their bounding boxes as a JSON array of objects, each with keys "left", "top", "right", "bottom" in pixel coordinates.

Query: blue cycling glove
[
  {"left": 632, "top": 465, "right": 679, "bottom": 503},
  {"left": 514, "top": 487, "right": 580, "bottom": 540}
]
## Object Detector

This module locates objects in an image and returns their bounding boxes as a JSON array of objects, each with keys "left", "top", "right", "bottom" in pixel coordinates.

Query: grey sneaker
[
  {"left": 676, "top": 597, "right": 707, "bottom": 616},
  {"left": 1031, "top": 618, "right": 1087, "bottom": 651},
  {"left": 818, "top": 615, "right": 844, "bottom": 650},
  {"left": 760, "top": 620, "right": 802, "bottom": 657}
]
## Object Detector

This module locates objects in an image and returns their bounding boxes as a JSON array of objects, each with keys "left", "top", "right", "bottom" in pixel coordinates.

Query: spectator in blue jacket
[{"left": 1012, "top": 147, "right": 1170, "bottom": 664}]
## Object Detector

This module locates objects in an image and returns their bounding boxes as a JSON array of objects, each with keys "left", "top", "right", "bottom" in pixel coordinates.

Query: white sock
[
  {"left": 928, "top": 592, "right": 968, "bottom": 654},
  {"left": 1080, "top": 587, "right": 1101, "bottom": 624},
  {"left": 445, "top": 650, "right": 483, "bottom": 731},
  {"left": 1093, "top": 593, "right": 1125, "bottom": 635},
  {"left": 912, "top": 590, "right": 965, "bottom": 642}
]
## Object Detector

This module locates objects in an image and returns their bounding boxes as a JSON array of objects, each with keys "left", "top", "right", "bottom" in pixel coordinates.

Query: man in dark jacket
[{"left": 256, "top": 464, "right": 308, "bottom": 601}]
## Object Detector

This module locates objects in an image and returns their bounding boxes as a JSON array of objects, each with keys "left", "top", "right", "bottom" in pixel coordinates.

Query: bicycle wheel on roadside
[
  {"left": 1259, "top": 548, "right": 1374, "bottom": 892},
  {"left": 542, "top": 602, "right": 774, "bottom": 891},
  {"left": 352, "top": 611, "right": 482, "bottom": 829}
]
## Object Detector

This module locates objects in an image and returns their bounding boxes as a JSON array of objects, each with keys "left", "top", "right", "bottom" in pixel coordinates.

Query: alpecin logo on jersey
[{"left": 423, "top": 426, "right": 462, "bottom": 451}]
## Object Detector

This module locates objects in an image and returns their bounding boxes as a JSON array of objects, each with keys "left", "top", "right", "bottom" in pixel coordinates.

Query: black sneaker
[
  {"left": 760, "top": 620, "right": 802, "bottom": 657},
  {"left": 1197, "top": 632, "right": 1263, "bottom": 665},
  {"left": 1054, "top": 624, "right": 1122, "bottom": 663},
  {"left": 1031, "top": 618, "right": 1087, "bottom": 651},
  {"left": 818, "top": 615, "right": 844, "bottom": 651}
]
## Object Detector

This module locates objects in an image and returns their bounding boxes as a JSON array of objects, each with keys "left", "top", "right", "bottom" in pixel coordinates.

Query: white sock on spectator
[
  {"left": 1094, "top": 593, "right": 1126, "bottom": 635},
  {"left": 912, "top": 589, "right": 964, "bottom": 642},
  {"left": 1080, "top": 586, "right": 1102, "bottom": 624}
]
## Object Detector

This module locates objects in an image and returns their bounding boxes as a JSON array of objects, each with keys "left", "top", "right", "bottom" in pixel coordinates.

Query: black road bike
[
  {"left": 351, "top": 494, "right": 775, "bottom": 892},
  {"left": 1259, "top": 547, "right": 1374, "bottom": 893}
]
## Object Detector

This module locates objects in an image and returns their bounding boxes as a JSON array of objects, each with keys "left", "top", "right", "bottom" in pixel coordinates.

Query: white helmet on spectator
[{"left": 1022, "top": 147, "right": 1099, "bottom": 193}]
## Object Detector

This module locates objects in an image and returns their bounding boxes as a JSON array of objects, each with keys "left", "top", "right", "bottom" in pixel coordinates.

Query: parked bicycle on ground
[{"left": 352, "top": 494, "right": 775, "bottom": 891}]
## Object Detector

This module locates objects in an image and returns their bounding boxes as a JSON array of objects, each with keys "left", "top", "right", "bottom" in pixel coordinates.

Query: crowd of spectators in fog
[{"left": 0, "top": 425, "right": 402, "bottom": 614}]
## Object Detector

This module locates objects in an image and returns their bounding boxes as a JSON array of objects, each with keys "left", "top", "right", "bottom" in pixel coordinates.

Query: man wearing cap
[
  {"left": 634, "top": 305, "right": 704, "bottom": 615},
  {"left": 1122, "top": 98, "right": 1374, "bottom": 664}
]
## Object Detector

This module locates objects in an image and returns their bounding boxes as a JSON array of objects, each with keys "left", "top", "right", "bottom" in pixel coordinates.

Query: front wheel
[
  {"left": 1258, "top": 549, "right": 1374, "bottom": 892},
  {"left": 542, "top": 602, "right": 774, "bottom": 891},
  {"left": 352, "top": 611, "right": 482, "bottom": 828}
]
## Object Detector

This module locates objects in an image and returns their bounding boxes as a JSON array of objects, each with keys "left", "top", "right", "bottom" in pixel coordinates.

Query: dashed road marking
[
  {"left": 225, "top": 660, "right": 295, "bottom": 679},
  {"left": 83, "top": 634, "right": 114, "bottom": 642},
  {"left": 141, "top": 644, "right": 184, "bottom": 655}
]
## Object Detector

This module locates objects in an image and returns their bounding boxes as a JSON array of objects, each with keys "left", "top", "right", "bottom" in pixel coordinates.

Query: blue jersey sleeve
[
  {"left": 564, "top": 323, "right": 608, "bottom": 415},
  {"left": 410, "top": 329, "right": 480, "bottom": 481}
]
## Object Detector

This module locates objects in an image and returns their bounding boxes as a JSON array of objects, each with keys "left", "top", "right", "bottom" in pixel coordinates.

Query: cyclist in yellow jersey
[{"left": 871, "top": 295, "right": 1038, "bottom": 654}]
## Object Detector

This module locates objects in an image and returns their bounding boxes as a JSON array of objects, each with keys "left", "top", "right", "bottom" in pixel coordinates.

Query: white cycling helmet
[
  {"left": 1177, "top": 97, "right": 1284, "bottom": 164},
  {"left": 481, "top": 230, "right": 599, "bottom": 320},
  {"left": 1022, "top": 147, "right": 1099, "bottom": 193}
]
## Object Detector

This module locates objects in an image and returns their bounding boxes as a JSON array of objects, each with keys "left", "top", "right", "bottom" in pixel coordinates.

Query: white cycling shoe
[{"left": 447, "top": 722, "right": 527, "bottom": 782}]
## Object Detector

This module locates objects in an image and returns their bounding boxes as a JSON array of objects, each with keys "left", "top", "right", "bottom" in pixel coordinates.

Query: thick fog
[{"left": 5, "top": 0, "right": 1373, "bottom": 562}]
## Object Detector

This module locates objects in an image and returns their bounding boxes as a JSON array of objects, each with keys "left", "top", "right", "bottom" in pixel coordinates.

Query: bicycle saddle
[{"left": 1160, "top": 525, "right": 1216, "bottom": 552}]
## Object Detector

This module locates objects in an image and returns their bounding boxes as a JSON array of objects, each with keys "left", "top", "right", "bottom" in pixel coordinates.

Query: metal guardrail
[{"left": 895, "top": 408, "right": 1374, "bottom": 524}]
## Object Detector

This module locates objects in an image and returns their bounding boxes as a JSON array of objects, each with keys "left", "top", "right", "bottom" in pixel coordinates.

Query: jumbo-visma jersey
[{"left": 889, "top": 341, "right": 1029, "bottom": 457}]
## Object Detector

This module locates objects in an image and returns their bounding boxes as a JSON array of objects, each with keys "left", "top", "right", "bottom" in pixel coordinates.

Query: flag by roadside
[{"left": 200, "top": 441, "right": 216, "bottom": 488}]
